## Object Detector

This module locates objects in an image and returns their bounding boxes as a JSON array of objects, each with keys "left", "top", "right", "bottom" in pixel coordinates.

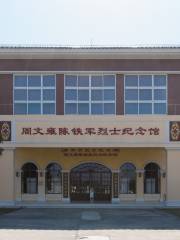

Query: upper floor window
[
  {"left": 64, "top": 74, "right": 116, "bottom": 114},
  {"left": 125, "top": 75, "right": 167, "bottom": 115},
  {"left": 14, "top": 75, "right": 56, "bottom": 114}
]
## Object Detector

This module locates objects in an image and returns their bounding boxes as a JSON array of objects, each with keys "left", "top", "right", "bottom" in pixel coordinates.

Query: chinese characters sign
[
  {"left": 15, "top": 119, "right": 166, "bottom": 146},
  {"left": 21, "top": 126, "right": 160, "bottom": 136},
  {"left": 61, "top": 148, "right": 120, "bottom": 157}
]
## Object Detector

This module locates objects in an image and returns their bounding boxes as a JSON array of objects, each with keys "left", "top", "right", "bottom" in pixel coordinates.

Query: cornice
[{"left": 0, "top": 46, "right": 180, "bottom": 59}]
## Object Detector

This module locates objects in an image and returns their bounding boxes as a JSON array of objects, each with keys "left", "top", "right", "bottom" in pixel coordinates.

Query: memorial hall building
[{"left": 1, "top": 45, "right": 180, "bottom": 206}]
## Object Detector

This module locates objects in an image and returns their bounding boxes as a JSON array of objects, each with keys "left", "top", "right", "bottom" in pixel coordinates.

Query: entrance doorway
[{"left": 70, "top": 163, "right": 112, "bottom": 202}]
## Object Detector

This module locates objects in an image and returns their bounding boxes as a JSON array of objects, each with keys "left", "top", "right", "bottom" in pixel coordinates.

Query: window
[
  {"left": 21, "top": 163, "right": 38, "bottom": 194},
  {"left": 144, "top": 163, "right": 160, "bottom": 194},
  {"left": 65, "top": 74, "right": 116, "bottom": 114},
  {"left": 119, "top": 163, "right": 136, "bottom": 194},
  {"left": 46, "top": 163, "right": 62, "bottom": 194},
  {"left": 125, "top": 75, "right": 167, "bottom": 114},
  {"left": 14, "top": 75, "right": 56, "bottom": 114}
]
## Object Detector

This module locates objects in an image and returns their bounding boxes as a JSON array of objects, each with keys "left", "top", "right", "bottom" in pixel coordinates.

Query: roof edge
[{"left": 0, "top": 44, "right": 180, "bottom": 59}]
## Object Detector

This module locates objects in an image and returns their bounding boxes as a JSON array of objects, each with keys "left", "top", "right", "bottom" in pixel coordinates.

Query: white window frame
[
  {"left": 124, "top": 74, "right": 167, "bottom": 115},
  {"left": 13, "top": 74, "right": 56, "bottom": 115},
  {"left": 64, "top": 74, "right": 116, "bottom": 115}
]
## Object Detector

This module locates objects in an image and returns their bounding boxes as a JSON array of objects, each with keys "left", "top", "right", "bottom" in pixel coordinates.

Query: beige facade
[
  {"left": 0, "top": 46, "right": 180, "bottom": 207},
  {"left": 0, "top": 115, "right": 179, "bottom": 206}
]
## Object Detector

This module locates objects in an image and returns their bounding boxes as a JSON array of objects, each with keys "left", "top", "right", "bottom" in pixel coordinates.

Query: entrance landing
[{"left": 15, "top": 201, "right": 165, "bottom": 208}]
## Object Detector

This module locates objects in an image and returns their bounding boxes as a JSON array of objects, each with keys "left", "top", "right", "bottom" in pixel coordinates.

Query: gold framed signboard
[
  {"left": 0, "top": 121, "right": 11, "bottom": 141},
  {"left": 170, "top": 121, "right": 180, "bottom": 141}
]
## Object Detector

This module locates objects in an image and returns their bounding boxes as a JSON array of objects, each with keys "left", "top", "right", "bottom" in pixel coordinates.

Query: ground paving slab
[{"left": 0, "top": 208, "right": 180, "bottom": 240}]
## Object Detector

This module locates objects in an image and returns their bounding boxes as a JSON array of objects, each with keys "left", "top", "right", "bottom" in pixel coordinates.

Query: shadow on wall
[{"left": 0, "top": 208, "right": 180, "bottom": 230}]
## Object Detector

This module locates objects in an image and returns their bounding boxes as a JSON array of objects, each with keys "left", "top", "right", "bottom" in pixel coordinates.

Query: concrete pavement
[{"left": 0, "top": 208, "right": 180, "bottom": 240}]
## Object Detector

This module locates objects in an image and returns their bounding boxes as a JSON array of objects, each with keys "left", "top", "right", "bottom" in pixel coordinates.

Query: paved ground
[{"left": 0, "top": 208, "right": 180, "bottom": 240}]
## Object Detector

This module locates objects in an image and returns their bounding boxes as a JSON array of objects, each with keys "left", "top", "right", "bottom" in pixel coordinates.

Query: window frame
[
  {"left": 144, "top": 162, "right": 161, "bottom": 194},
  {"left": 124, "top": 74, "right": 167, "bottom": 115},
  {"left": 45, "top": 163, "right": 62, "bottom": 194},
  {"left": 64, "top": 74, "right": 116, "bottom": 115},
  {"left": 13, "top": 74, "right": 56, "bottom": 115},
  {"left": 119, "top": 163, "right": 136, "bottom": 194},
  {"left": 21, "top": 162, "right": 38, "bottom": 194}
]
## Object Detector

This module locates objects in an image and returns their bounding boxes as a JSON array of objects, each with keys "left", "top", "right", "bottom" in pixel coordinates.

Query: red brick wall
[
  {"left": 0, "top": 59, "right": 180, "bottom": 71},
  {"left": 0, "top": 74, "right": 13, "bottom": 115},
  {"left": 56, "top": 74, "right": 64, "bottom": 115},
  {"left": 168, "top": 74, "right": 180, "bottom": 114},
  {"left": 116, "top": 74, "right": 124, "bottom": 115}
]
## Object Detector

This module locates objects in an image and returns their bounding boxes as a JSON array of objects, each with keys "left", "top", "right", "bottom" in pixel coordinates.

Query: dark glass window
[
  {"left": 91, "top": 90, "right": 103, "bottom": 101},
  {"left": 43, "top": 103, "right": 55, "bottom": 114},
  {"left": 65, "top": 89, "right": 77, "bottom": 101},
  {"left": 14, "top": 103, "right": 27, "bottom": 114},
  {"left": 28, "top": 76, "right": 41, "bottom": 87},
  {"left": 104, "top": 103, "right": 115, "bottom": 114},
  {"left": 139, "top": 103, "right": 152, "bottom": 114},
  {"left": 125, "top": 103, "right": 138, "bottom": 114},
  {"left": 125, "top": 75, "right": 138, "bottom": 87},
  {"left": 154, "top": 89, "right": 166, "bottom": 101},
  {"left": 43, "top": 75, "right": 55, "bottom": 87},
  {"left": 91, "top": 76, "right": 103, "bottom": 87},
  {"left": 14, "top": 74, "right": 56, "bottom": 115},
  {"left": 65, "top": 74, "right": 115, "bottom": 115},
  {"left": 28, "top": 90, "right": 41, "bottom": 101},
  {"left": 43, "top": 89, "right": 55, "bottom": 101},
  {"left": 104, "top": 89, "right": 115, "bottom": 100},
  {"left": 78, "top": 103, "right": 89, "bottom": 114},
  {"left": 28, "top": 103, "right": 41, "bottom": 114},
  {"left": 14, "top": 76, "right": 27, "bottom": 87},
  {"left": 139, "top": 89, "right": 152, "bottom": 100},
  {"left": 14, "top": 89, "right": 27, "bottom": 101},
  {"left": 46, "top": 163, "right": 62, "bottom": 194},
  {"left": 21, "top": 163, "right": 38, "bottom": 194},
  {"left": 65, "top": 103, "right": 77, "bottom": 114},
  {"left": 125, "top": 89, "right": 138, "bottom": 101},
  {"left": 91, "top": 103, "right": 103, "bottom": 114},
  {"left": 154, "top": 103, "right": 166, "bottom": 114},
  {"left": 78, "top": 76, "right": 89, "bottom": 87},
  {"left": 144, "top": 163, "right": 160, "bottom": 194},
  {"left": 104, "top": 75, "right": 115, "bottom": 86},
  {"left": 139, "top": 75, "right": 152, "bottom": 86},
  {"left": 120, "top": 163, "right": 136, "bottom": 194},
  {"left": 154, "top": 75, "right": 166, "bottom": 86},
  {"left": 78, "top": 90, "right": 89, "bottom": 101},
  {"left": 65, "top": 75, "right": 77, "bottom": 87},
  {"left": 125, "top": 75, "right": 167, "bottom": 115}
]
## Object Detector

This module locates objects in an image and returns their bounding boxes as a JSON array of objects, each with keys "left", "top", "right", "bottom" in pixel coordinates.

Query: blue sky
[{"left": 0, "top": 0, "right": 180, "bottom": 46}]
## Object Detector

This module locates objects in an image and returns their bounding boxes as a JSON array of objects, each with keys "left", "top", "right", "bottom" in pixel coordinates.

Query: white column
[
  {"left": 166, "top": 148, "right": 180, "bottom": 206},
  {"left": 0, "top": 148, "right": 15, "bottom": 206}
]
